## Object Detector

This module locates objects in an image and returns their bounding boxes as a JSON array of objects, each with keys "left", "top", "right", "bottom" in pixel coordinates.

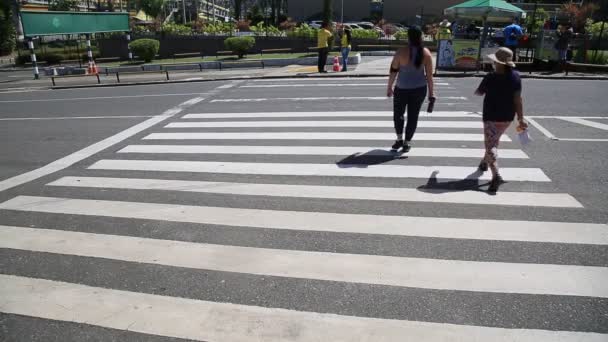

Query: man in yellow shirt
[{"left": 317, "top": 21, "right": 333, "bottom": 73}]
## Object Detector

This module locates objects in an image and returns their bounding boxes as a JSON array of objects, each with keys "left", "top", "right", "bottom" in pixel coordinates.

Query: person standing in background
[
  {"left": 503, "top": 18, "right": 523, "bottom": 61},
  {"left": 555, "top": 25, "right": 573, "bottom": 70},
  {"left": 317, "top": 21, "right": 333, "bottom": 73},
  {"left": 340, "top": 27, "right": 352, "bottom": 72},
  {"left": 386, "top": 26, "right": 435, "bottom": 153}
]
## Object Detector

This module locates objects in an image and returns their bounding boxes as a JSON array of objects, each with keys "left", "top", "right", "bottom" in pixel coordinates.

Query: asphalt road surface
[{"left": 0, "top": 77, "right": 607, "bottom": 341}]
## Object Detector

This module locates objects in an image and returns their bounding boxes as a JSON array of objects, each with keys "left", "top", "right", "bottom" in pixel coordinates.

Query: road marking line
[
  {"left": 559, "top": 117, "right": 608, "bottom": 131},
  {"left": 556, "top": 138, "right": 608, "bottom": 142},
  {"left": 240, "top": 83, "right": 452, "bottom": 87},
  {"left": 118, "top": 144, "right": 528, "bottom": 159},
  {"left": 165, "top": 120, "right": 483, "bottom": 129},
  {"left": 0, "top": 96, "right": 206, "bottom": 193},
  {"left": 217, "top": 84, "right": 236, "bottom": 89},
  {"left": 526, "top": 118, "right": 558, "bottom": 140},
  {"left": 249, "top": 77, "right": 446, "bottom": 82},
  {"left": 2, "top": 275, "right": 605, "bottom": 342},
  {"left": 210, "top": 97, "right": 468, "bottom": 102},
  {"left": 87, "top": 160, "right": 548, "bottom": 182},
  {"left": 0, "top": 115, "right": 156, "bottom": 121},
  {"left": 0, "top": 93, "right": 209, "bottom": 103},
  {"left": 2, "top": 196, "right": 601, "bottom": 244},
  {"left": 526, "top": 116, "right": 608, "bottom": 119},
  {"left": 49, "top": 176, "right": 580, "bottom": 208},
  {"left": 144, "top": 132, "right": 510, "bottom": 142},
  {"left": 182, "top": 111, "right": 480, "bottom": 119},
  {"left": 1, "top": 226, "right": 606, "bottom": 297}
]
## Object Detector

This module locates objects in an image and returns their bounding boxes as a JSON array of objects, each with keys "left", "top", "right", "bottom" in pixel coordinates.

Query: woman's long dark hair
[
  {"left": 345, "top": 28, "right": 352, "bottom": 44},
  {"left": 408, "top": 26, "right": 423, "bottom": 68}
]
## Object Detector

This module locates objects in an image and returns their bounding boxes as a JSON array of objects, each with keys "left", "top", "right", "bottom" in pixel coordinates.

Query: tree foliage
[
  {"left": 561, "top": 3, "right": 599, "bottom": 33},
  {"left": 0, "top": 1, "right": 16, "bottom": 56},
  {"left": 48, "top": 0, "right": 80, "bottom": 11},
  {"left": 136, "top": 0, "right": 165, "bottom": 20}
]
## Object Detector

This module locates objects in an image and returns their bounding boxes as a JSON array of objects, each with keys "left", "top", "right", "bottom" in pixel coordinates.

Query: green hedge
[
  {"left": 129, "top": 38, "right": 160, "bottom": 62},
  {"left": 224, "top": 36, "right": 255, "bottom": 58}
]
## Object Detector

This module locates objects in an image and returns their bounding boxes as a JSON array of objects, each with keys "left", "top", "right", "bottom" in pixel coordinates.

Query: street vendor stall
[{"left": 439, "top": 0, "right": 525, "bottom": 71}]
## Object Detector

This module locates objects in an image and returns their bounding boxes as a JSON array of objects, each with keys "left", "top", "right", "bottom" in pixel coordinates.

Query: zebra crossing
[{"left": 1, "top": 80, "right": 607, "bottom": 341}]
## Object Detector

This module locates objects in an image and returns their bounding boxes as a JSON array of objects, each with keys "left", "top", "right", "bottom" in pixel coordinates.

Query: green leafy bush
[
  {"left": 16, "top": 54, "right": 31, "bottom": 65},
  {"left": 203, "top": 22, "right": 235, "bottom": 35},
  {"left": 40, "top": 53, "right": 63, "bottom": 65},
  {"left": 286, "top": 24, "right": 318, "bottom": 39},
  {"left": 224, "top": 36, "right": 255, "bottom": 58},
  {"left": 129, "top": 38, "right": 160, "bottom": 62},
  {"left": 250, "top": 22, "right": 282, "bottom": 37},
  {"left": 587, "top": 51, "right": 608, "bottom": 65},
  {"left": 351, "top": 29, "right": 380, "bottom": 39},
  {"left": 394, "top": 30, "right": 409, "bottom": 41},
  {"left": 589, "top": 21, "right": 607, "bottom": 38},
  {"left": 161, "top": 23, "right": 192, "bottom": 35}
]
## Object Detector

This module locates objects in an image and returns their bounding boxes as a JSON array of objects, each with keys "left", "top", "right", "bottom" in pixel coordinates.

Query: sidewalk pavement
[{"left": 0, "top": 55, "right": 606, "bottom": 91}]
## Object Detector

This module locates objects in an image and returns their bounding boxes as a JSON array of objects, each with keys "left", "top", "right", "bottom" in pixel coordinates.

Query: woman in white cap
[{"left": 475, "top": 47, "right": 527, "bottom": 192}]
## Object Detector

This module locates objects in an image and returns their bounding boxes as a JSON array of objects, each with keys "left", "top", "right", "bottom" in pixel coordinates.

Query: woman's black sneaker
[
  {"left": 478, "top": 161, "right": 488, "bottom": 172},
  {"left": 488, "top": 176, "right": 504, "bottom": 193},
  {"left": 391, "top": 140, "right": 404, "bottom": 151},
  {"left": 402, "top": 142, "right": 412, "bottom": 153}
]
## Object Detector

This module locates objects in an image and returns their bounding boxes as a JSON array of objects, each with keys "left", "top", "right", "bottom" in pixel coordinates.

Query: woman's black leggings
[{"left": 393, "top": 86, "right": 427, "bottom": 141}]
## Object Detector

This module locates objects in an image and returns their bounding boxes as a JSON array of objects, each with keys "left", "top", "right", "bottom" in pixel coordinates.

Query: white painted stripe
[
  {"left": 527, "top": 116, "right": 608, "bottom": 119},
  {"left": 182, "top": 111, "right": 480, "bottom": 119},
  {"left": 48, "top": 176, "right": 581, "bottom": 208},
  {"left": 252, "top": 76, "right": 393, "bottom": 81},
  {"left": 88, "top": 160, "right": 549, "bottom": 182},
  {"left": 240, "top": 83, "right": 452, "bottom": 88},
  {"left": 526, "top": 118, "right": 558, "bottom": 140},
  {"left": 0, "top": 96, "right": 207, "bottom": 193},
  {"left": 118, "top": 144, "right": 528, "bottom": 159},
  {"left": 210, "top": 97, "right": 468, "bottom": 103},
  {"left": 0, "top": 116, "right": 173, "bottom": 192},
  {"left": 559, "top": 117, "right": 608, "bottom": 131},
  {"left": 557, "top": 138, "right": 608, "bottom": 142},
  {"left": 2, "top": 196, "right": 603, "bottom": 245},
  {"left": 0, "top": 93, "right": 209, "bottom": 103},
  {"left": 217, "top": 84, "right": 236, "bottom": 89},
  {"left": 249, "top": 77, "right": 446, "bottom": 82},
  {"left": 1, "top": 226, "right": 606, "bottom": 297},
  {"left": 144, "top": 132, "right": 509, "bottom": 142},
  {"left": 0, "top": 115, "right": 156, "bottom": 121},
  {"left": 2, "top": 275, "right": 605, "bottom": 342},
  {"left": 165, "top": 120, "right": 483, "bottom": 129}
]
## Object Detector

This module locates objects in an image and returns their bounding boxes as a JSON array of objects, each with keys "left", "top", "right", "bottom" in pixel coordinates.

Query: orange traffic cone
[{"left": 332, "top": 55, "right": 341, "bottom": 72}]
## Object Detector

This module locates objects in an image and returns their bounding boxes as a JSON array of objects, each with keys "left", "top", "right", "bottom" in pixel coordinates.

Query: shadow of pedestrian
[
  {"left": 336, "top": 149, "right": 404, "bottom": 168},
  {"left": 417, "top": 170, "right": 491, "bottom": 194}
]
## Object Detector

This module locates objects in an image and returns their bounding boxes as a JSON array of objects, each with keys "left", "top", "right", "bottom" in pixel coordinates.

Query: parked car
[
  {"left": 345, "top": 23, "right": 363, "bottom": 30},
  {"left": 308, "top": 21, "right": 322, "bottom": 29},
  {"left": 357, "top": 23, "right": 375, "bottom": 30}
]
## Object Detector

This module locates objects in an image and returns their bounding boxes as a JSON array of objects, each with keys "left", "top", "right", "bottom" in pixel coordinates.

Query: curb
[{"left": 50, "top": 72, "right": 608, "bottom": 89}]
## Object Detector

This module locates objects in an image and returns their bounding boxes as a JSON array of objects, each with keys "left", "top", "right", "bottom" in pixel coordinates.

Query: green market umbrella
[
  {"left": 443, "top": 0, "right": 525, "bottom": 70},
  {"left": 444, "top": 0, "right": 525, "bottom": 23}
]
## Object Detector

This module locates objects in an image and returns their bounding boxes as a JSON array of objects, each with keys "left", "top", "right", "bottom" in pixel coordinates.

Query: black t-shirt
[{"left": 477, "top": 70, "right": 522, "bottom": 122}]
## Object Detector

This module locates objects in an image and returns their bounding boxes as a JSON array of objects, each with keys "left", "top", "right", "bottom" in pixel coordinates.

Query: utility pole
[
  {"left": 340, "top": 0, "right": 343, "bottom": 24},
  {"left": 183, "top": 0, "right": 187, "bottom": 24}
]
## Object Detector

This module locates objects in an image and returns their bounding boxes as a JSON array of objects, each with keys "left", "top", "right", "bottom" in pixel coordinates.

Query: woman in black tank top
[{"left": 386, "top": 27, "right": 435, "bottom": 153}]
